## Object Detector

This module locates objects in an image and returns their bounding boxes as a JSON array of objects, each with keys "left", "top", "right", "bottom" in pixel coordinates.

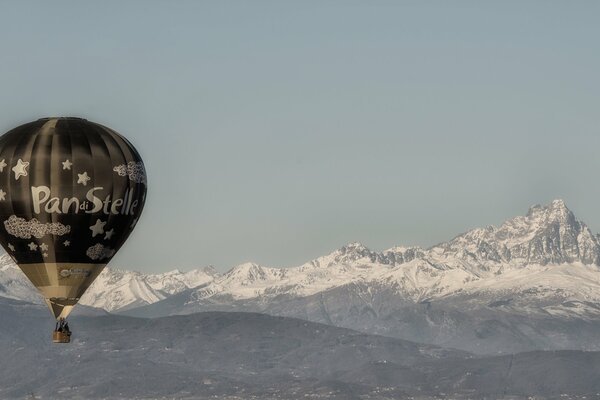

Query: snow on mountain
[
  {"left": 79, "top": 266, "right": 219, "bottom": 311},
  {"left": 197, "top": 244, "right": 393, "bottom": 301},
  {"left": 0, "top": 255, "right": 42, "bottom": 304},
  {"left": 2, "top": 199, "right": 600, "bottom": 315},
  {"left": 157, "top": 267, "right": 219, "bottom": 293},
  {"left": 0, "top": 261, "right": 219, "bottom": 312},
  {"left": 373, "top": 258, "right": 477, "bottom": 301},
  {"left": 144, "top": 199, "right": 600, "bottom": 311},
  {"left": 78, "top": 269, "right": 166, "bottom": 311},
  {"left": 429, "top": 199, "right": 600, "bottom": 268}
]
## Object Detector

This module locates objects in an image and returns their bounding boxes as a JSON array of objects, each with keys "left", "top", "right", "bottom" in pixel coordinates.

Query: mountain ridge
[
  {"left": 3, "top": 198, "right": 600, "bottom": 341},
  {"left": 115, "top": 199, "right": 600, "bottom": 354}
]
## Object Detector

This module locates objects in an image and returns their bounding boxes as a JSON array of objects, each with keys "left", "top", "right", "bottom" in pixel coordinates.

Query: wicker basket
[{"left": 52, "top": 331, "right": 71, "bottom": 344}]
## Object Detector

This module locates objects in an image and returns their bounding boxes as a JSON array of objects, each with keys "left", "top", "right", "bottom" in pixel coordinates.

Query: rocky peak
[
  {"left": 335, "top": 242, "right": 396, "bottom": 266},
  {"left": 199, "top": 265, "right": 219, "bottom": 277},
  {"left": 220, "top": 262, "right": 275, "bottom": 285},
  {"left": 384, "top": 246, "right": 426, "bottom": 265},
  {"left": 340, "top": 242, "right": 368, "bottom": 252},
  {"left": 526, "top": 199, "right": 575, "bottom": 227},
  {"left": 436, "top": 200, "right": 600, "bottom": 266},
  {"left": 337, "top": 242, "right": 373, "bottom": 259}
]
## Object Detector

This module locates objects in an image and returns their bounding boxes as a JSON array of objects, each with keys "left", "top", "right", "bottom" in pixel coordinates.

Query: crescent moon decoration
[{"left": 0, "top": 117, "right": 147, "bottom": 326}]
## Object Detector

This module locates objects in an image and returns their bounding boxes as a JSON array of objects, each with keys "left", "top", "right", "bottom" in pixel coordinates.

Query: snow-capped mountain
[
  {"left": 118, "top": 199, "right": 600, "bottom": 354},
  {"left": 425, "top": 199, "right": 600, "bottom": 268},
  {"left": 0, "top": 261, "right": 219, "bottom": 312},
  {"left": 3, "top": 199, "right": 600, "bottom": 322},
  {"left": 0, "top": 254, "right": 42, "bottom": 304},
  {"left": 168, "top": 199, "right": 600, "bottom": 306},
  {"left": 78, "top": 266, "right": 218, "bottom": 311}
]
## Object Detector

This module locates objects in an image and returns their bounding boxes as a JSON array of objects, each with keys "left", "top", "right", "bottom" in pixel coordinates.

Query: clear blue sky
[{"left": 1, "top": 1, "right": 599, "bottom": 273}]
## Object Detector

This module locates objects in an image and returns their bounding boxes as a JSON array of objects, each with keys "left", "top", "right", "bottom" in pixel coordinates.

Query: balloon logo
[{"left": 0, "top": 117, "right": 147, "bottom": 328}]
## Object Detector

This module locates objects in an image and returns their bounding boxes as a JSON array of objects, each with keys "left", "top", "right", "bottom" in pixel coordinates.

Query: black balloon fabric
[
  {"left": 0, "top": 118, "right": 146, "bottom": 265},
  {"left": 0, "top": 117, "right": 146, "bottom": 319}
]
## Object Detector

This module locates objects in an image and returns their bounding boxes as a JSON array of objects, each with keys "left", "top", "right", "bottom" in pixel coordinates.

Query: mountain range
[{"left": 3, "top": 199, "right": 600, "bottom": 354}]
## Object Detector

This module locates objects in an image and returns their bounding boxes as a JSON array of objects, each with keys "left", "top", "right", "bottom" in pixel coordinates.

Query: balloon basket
[{"left": 52, "top": 330, "right": 71, "bottom": 344}]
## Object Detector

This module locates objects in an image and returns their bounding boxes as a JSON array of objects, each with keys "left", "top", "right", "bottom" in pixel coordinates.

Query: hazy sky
[{"left": 0, "top": 1, "right": 599, "bottom": 273}]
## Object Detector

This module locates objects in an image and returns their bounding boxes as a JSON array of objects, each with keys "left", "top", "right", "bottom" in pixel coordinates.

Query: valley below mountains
[{"left": 2, "top": 297, "right": 600, "bottom": 400}]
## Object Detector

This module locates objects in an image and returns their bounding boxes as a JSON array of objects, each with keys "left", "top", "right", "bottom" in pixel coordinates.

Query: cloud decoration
[
  {"left": 113, "top": 161, "right": 146, "bottom": 185},
  {"left": 4, "top": 216, "right": 70, "bottom": 239},
  {"left": 86, "top": 243, "right": 115, "bottom": 260}
]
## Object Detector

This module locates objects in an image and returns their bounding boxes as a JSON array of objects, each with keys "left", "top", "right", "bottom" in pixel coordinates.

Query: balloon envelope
[{"left": 0, "top": 117, "right": 146, "bottom": 319}]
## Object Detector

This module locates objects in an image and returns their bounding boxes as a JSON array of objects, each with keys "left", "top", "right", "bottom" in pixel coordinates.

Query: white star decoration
[
  {"left": 62, "top": 159, "right": 73, "bottom": 170},
  {"left": 12, "top": 159, "right": 29, "bottom": 180},
  {"left": 28, "top": 242, "right": 38, "bottom": 251},
  {"left": 63, "top": 240, "right": 70, "bottom": 247},
  {"left": 7, "top": 243, "right": 15, "bottom": 252},
  {"left": 0, "top": 159, "right": 6, "bottom": 172},
  {"left": 77, "top": 172, "right": 91, "bottom": 186},
  {"left": 0, "top": 189, "right": 5, "bottom": 201},
  {"left": 42, "top": 252, "right": 48, "bottom": 258},
  {"left": 89, "top": 219, "right": 106, "bottom": 237},
  {"left": 104, "top": 229, "right": 115, "bottom": 240},
  {"left": 40, "top": 243, "right": 49, "bottom": 251}
]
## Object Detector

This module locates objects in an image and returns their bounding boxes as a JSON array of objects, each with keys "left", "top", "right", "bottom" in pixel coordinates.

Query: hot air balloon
[{"left": 0, "top": 117, "right": 147, "bottom": 343}]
